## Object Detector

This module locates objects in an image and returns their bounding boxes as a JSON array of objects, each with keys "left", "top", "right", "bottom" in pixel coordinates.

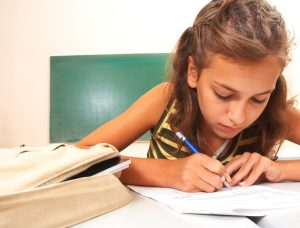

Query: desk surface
[
  {"left": 251, "top": 182, "right": 300, "bottom": 228},
  {"left": 76, "top": 191, "right": 258, "bottom": 228},
  {"left": 79, "top": 143, "right": 255, "bottom": 228},
  {"left": 76, "top": 142, "right": 300, "bottom": 228},
  {"left": 76, "top": 182, "right": 300, "bottom": 228}
]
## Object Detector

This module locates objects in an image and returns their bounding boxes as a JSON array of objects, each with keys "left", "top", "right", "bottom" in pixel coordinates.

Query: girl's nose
[{"left": 227, "top": 102, "right": 246, "bottom": 126}]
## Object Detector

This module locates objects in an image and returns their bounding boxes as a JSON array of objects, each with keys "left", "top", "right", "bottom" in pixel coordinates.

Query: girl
[{"left": 76, "top": 0, "right": 300, "bottom": 192}]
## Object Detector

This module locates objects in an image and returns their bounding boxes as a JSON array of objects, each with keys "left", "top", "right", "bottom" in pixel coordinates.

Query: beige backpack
[{"left": 0, "top": 143, "right": 132, "bottom": 228}]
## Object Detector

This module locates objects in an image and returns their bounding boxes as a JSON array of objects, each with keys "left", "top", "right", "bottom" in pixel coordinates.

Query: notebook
[{"left": 65, "top": 157, "right": 131, "bottom": 181}]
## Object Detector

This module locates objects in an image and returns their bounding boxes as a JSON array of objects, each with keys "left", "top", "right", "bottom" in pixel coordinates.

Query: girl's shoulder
[
  {"left": 149, "top": 82, "right": 173, "bottom": 97},
  {"left": 131, "top": 82, "right": 173, "bottom": 129},
  {"left": 140, "top": 82, "right": 173, "bottom": 109}
]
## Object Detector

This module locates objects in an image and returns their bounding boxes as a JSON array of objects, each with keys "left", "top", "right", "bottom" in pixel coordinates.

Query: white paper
[
  {"left": 128, "top": 185, "right": 300, "bottom": 216},
  {"left": 94, "top": 159, "right": 131, "bottom": 176}
]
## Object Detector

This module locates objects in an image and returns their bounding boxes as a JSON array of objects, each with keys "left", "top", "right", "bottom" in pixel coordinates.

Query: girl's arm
[
  {"left": 120, "top": 153, "right": 230, "bottom": 192},
  {"left": 271, "top": 160, "right": 300, "bottom": 182},
  {"left": 286, "top": 105, "right": 300, "bottom": 144},
  {"left": 76, "top": 82, "right": 229, "bottom": 192}
]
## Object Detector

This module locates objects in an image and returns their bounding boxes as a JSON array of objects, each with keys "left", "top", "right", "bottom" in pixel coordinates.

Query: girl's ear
[{"left": 187, "top": 56, "right": 199, "bottom": 88}]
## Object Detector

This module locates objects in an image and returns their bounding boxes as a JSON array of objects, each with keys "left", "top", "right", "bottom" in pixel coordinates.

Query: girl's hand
[
  {"left": 167, "top": 153, "right": 231, "bottom": 192},
  {"left": 225, "top": 152, "right": 283, "bottom": 187}
]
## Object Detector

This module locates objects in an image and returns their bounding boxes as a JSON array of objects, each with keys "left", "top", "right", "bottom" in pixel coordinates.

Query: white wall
[{"left": 1, "top": 0, "right": 300, "bottom": 147}]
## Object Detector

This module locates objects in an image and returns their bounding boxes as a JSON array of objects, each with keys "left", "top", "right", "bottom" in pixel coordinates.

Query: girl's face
[{"left": 187, "top": 54, "right": 283, "bottom": 140}]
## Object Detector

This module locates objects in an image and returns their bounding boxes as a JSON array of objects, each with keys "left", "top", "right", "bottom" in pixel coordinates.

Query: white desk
[
  {"left": 76, "top": 182, "right": 300, "bottom": 228},
  {"left": 76, "top": 190, "right": 259, "bottom": 228},
  {"left": 251, "top": 182, "right": 300, "bottom": 228},
  {"left": 76, "top": 142, "right": 300, "bottom": 228}
]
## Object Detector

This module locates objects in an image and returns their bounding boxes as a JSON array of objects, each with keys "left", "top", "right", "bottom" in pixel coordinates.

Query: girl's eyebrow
[{"left": 214, "top": 81, "right": 274, "bottom": 96}]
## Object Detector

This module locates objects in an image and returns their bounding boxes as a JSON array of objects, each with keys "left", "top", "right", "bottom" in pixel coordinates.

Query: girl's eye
[
  {"left": 214, "top": 92, "right": 232, "bottom": 100},
  {"left": 215, "top": 91, "right": 267, "bottom": 104},
  {"left": 251, "top": 97, "right": 266, "bottom": 104}
]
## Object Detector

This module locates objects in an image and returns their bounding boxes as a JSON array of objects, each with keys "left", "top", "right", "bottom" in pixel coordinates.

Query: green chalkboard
[{"left": 50, "top": 53, "right": 170, "bottom": 143}]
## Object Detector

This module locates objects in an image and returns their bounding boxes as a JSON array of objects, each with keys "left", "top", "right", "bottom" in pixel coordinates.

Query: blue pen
[
  {"left": 175, "top": 131, "right": 231, "bottom": 188},
  {"left": 175, "top": 132, "right": 199, "bottom": 154}
]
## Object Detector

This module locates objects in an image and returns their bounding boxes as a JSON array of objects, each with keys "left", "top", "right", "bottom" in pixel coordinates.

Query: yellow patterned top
[{"left": 147, "top": 100, "right": 258, "bottom": 164}]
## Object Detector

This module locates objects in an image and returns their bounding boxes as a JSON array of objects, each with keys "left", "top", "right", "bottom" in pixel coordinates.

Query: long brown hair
[{"left": 168, "top": 0, "right": 292, "bottom": 155}]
